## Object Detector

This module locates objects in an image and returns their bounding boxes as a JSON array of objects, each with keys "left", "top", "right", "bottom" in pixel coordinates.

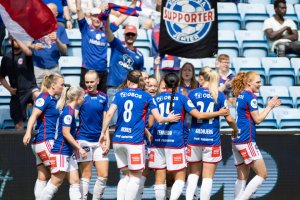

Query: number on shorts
[{"left": 123, "top": 100, "right": 133, "bottom": 122}]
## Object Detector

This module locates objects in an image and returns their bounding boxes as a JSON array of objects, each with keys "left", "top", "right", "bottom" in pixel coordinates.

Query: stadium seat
[
  {"left": 286, "top": 0, "right": 300, "bottom": 4},
  {"left": 238, "top": 3, "right": 269, "bottom": 30},
  {"left": 261, "top": 57, "right": 295, "bottom": 86},
  {"left": 266, "top": 4, "right": 298, "bottom": 26},
  {"left": 260, "top": 86, "right": 293, "bottom": 108},
  {"left": 232, "top": 57, "right": 266, "bottom": 85},
  {"left": 218, "top": 30, "right": 239, "bottom": 57},
  {"left": 235, "top": 30, "right": 269, "bottom": 58},
  {"left": 257, "top": 96, "right": 265, "bottom": 108},
  {"left": 143, "top": 56, "right": 154, "bottom": 75},
  {"left": 0, "top": 105, "right": 11, "bottom": 129},
  {"left": 66, "top": 28, "right": 82, "bottom": 56},
  {"left": 201, "top": 58, "right": 217, "bottom": 68},
  {"left": 294, "top": 4, "right": 300, "bottom": 26},
  {"left": 0, "top": 85, "right": 11, "bottom": 105},
  {"left": 217, "top": 2, "right": 242, "bottom": 30},
  {"left": 288, "top": 86, "right": 300, "bottom": 108},
  {"left": 247, "top": 0, "right": 272, "bottom": 4},
  {"left": 273, "top": 107, "right": 300, "bottom": 129},
  {"left": 290, "top": 58, "right": 300, "bottom": 84},
  {"left": 64, "top": 75, "right": 80, "bottom": 87},
  {"left": 59, "top": 56, "right": 82, "bottom": 75},
  {"left": 256, "top": 109, "right": 277, "bottom": 129}
]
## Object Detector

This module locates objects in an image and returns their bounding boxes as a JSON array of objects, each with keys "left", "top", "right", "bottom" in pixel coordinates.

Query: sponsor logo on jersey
[
  {"left": 35, "top": 98, "right": 45, "bottom": 107},
  {"left": 250, "top": 99, "right": 258, "bottom": 108},
  {"left": 64, "top": 115, "right": 72, "bottom": 125}
]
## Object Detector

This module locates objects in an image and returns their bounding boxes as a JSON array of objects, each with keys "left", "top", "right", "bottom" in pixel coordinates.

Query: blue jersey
[
  {"left": 106, "top": 38, "right": 144, "bottom": 87},
  {"left": 78, "top": 18, "right": 108, "bottom": 72},
  {"left": 32, "top": 92, "right": 60, "bottom": 144},
  {"left": 232, "top": 90, "right": 258, "bottom": 144},
  {"left": 188, "top": 88, "right": 227, "bottom": 146},
  {"left": 33, "top": 25, "right": 69, "bottom": 69},
  {"left": 51, "top": 106, "right": 76, "bottom": 156},
  {"left": 152, "top": 92, "right": 195, "bottom": 148},
  {"left": 112, "top": 88, "right": 156, "bottom": 144},
  {"left": 76, "top": 91, "right": 108, "bottom": 142}
]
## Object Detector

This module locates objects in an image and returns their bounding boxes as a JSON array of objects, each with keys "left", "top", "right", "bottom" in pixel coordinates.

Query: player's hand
[
  {"left": 267, "top": 96, "right": 282, "bottom": 109},
  {"left": 79, "top": 147, "right": 87, "bottom": 160},
  {"left": 167, "top": 110, "right": 181, "bottom": 122},
  {"left": 9, "top": 87, "right": 17, "bottom": 95},
  {"left": 99, "top": 134, "right": 110, "bottom": 155},
  {"left": 218, "top": 107, "right": 230, "bottom": 116},
  {"left": 23, "top": 132, "right": 31, "bottom": 146},
  {"left": 34, "top": 43, "right": 44, "bottom": 50},
  {"left": 49, "top": 32, "right": 57, "bottom": 41},
  {"left": 66, "top": 20, "right": 72, "bottom": 30},
  {"left": 231, "top": 129, "right": 238, "bottom": 139}
]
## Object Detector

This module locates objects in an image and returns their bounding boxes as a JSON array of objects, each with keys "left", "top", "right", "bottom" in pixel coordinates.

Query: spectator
[
  {"left": 67, "top": 0, "right": 92, "bottom": 25},
  {"left": 43, "top": 0, "right": 73, "bottom": 29},
  {"left": 76, "top": 0, "right": 138, "bottom": 93},
  {"left": 0, "top": 36, "right": 39, "bottom": 130},
  {"left": 138, "top": 0, "right": 161, "bottom": 29},
  {"left": 178, "top": 62, "right": 198, "bottom": 96},
  {"left": 31, "top": 3, "right": 69, "bottom": 87},
  {"left": 263, "top": 0, "right": 300, "bottom": 57},
  {"left": 217, "top": 54, "right": 235, "bottom": 106},
  {"left": 105, "top": 16, "right": 144, "bottom": 125}
]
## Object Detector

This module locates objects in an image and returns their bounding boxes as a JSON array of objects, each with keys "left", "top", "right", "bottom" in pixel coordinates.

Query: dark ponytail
[{"left": 164, "top": 73, "right": 179, "bottom": 113}]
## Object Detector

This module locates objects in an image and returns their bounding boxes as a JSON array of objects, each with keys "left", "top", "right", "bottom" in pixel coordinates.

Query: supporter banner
[
  {"left": 159, "top": 0, "right": 217, "bottom": 58},
  {"left": 0, "top": 0, "right": 57, "bottom": 43},
  {"left": 1, "top": 132, "right": 300, "bottom": 199}
]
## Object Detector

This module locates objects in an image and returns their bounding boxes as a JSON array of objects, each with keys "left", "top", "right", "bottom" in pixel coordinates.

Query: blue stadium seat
[
  {"left": 256, "top": 109, "right": 277, "bottom": 129},
  {"left": 59, "top": 56, "right": 82, "bottom": 75},
  {"left": 217, "top": 2, "right": 242, "bottom": 30},
  {"left": 64, "top": 75, "right": 80, "bottom": 87},
  {"left": 0, "top": 105, "right": 10, "bottom": 129},
  {"left": 261, "top": 57, "right": 295, "bottom": 86},
  {"left": 289, "top": 86, "right": 300, "bottom": 108},
  {"left": 257, "top": 96, "right": 265, "bottom": 108},
  {"left": 235, "top": 30, "right": 269, "bottom": 58},
  {"left": 286, "top": 0, "right": 300, "bottom": 4},
  {"left": 238, "top": 3, "right": 269, "bottom": 30},
  {"left": 143, "top": 56, "right": 154, "bottom": 75},
  {"left": 66, "top": 28, "right": 82, "bottom": 56},
  {"left": 273, "top": 107, "right": 300, "bottom": 129},
  {"left": 266, "top": 4, "right": 298, "bottom": 27},
  {"left": 0, "top": 85, "right": 11, "bottom": 105},
  {"left": 290, "top": 58, "right": 300, "bottom": 84},
  {"left": 220, "top": 118, "right": 231, "bottom": 129},
  {"left": 246, "top": 0, "right": 272, "bottom": 4},
  {"left": 201, "top": 58, "right": 217, "bottom": 69},
  {"left": 218, "top": 30, "right": 239, "bottom": 57},
  {"left": 259, "top": 86, "right": 292, "bottom": 108}
]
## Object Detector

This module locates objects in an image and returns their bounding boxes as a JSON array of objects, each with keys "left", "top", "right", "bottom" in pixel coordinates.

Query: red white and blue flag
[{"left": 0, "top": 0, "right": 57, "bottom": 43}]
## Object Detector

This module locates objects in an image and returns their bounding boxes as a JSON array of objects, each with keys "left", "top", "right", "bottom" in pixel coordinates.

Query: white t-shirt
[{"left": 263, "top": 17, "right": 297, "bottom": 51}]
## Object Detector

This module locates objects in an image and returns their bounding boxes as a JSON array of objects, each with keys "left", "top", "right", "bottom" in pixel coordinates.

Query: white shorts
[
  {"left": 232, "top": 142, "right": 263, "bottom": 166},
  {"left": 49, "top": 154, "right": 78, "bottom": 174},
  {"left": 31, "top": 140, "right": 54, "bottom": 167},
  {"left": 148, "top": 147, "right": 187, "bottom": 171},
  {"left": 113, "top": 143, "right": 145, "bottom": 171},
  {"left": 186, "top": 145, "right": 222, "bottom": 164},
  {"left": 77, "top": 140, "right": 109, "bottom": 162}
]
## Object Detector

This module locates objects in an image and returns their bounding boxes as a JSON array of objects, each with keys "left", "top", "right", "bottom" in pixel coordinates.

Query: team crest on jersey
[
  {"left": 64, "top": 115, "right": 72, "bottom": 125},
  {"left": 35, "top": 98, "right": 45, "bottom": 107},
  {"left": 163, "top": 0, "right": 214, "bottom": 44},
  {"left": 250, "top": 99, "right": 258, "bottom": 108}
]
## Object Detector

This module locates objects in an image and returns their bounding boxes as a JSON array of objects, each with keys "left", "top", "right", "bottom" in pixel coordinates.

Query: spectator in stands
[
  {"left": 0, "top": 16, "right": 6, "bottom": 56},
  {"left": 217, "top": 54, "right": 235, "bottom": 106},
  {"left": 31, "top": 3, "right": 69, "bottom": 87},
  {"left": 76, "top": 0, "right": 138, "bottom": 93},
  {"left": 67, "top": 0, "right": 92, "bottom": 21},
  {"left": 263, "top": 0, "right": 300, "bottom": 57},
  {"left": 105, "top": 17, "right": 144, "bottom": 125},
  {"left": 0, "top": 36, "right": 39, "bottom": 130},
  {"left": 43, "top": 0, "right": 73, "bottom": 29},
  {"left": 178, "top": 62, "right": 198, "bottom": 96},
  {"left": 138, "top": 0, "right": 161, "bottom": 29}
]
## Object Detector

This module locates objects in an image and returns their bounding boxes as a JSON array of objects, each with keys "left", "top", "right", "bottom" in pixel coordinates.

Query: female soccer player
[
  {"left": 23, "top": 73, "right": 64, "bottom": 199},
  {"left": 185, "top": 67, "right": 238, "bottom": 200},
  {"left": 100, "top": 70, "right": 181, "bottom": 200},
  {"left": 149, "top": 72, "right": 230, "bottom": 200},
  {"left": 231, "top": 71, "right": 281, "bottom": 200},
  {"left": 76, "top": 70, "right": 110, "bottom": 200},
  {"left": 39, "top": 86, "right": 86, "bottom": 200}
]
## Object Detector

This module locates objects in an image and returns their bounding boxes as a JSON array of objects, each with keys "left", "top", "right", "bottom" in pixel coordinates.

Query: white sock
[
  {"left": 234, "top": 179, "right": 247, "bottom": 200},
  {"left": 125, "top": 176, "right": 141, "bottom": 200},
  {"left": 200, "top": 178, "right": 213, "bottom": 200},
  {"left": 92, "top": 177, "right": 107, "bottom": 200},
  {"left": 117, "top": 175, "right": 130, "bottom": 200},
  {"left": 39, "top": 181, "right": 58, "bottom": 200},
  {"left": 170, "top": 180, "right": 185, "bottom": 200},
  {"left": 186, "top": 174, "right": 199, "bottom": 200},
  {"left": 166, "top": 186, "right": 172, "bottom": 199},
  {"left": 69, "top": 184, "right": 81, "bottom": 200},
  {"left": 34, "top": 179, "right": 47, "bottom": 199},
  {"left": 80, "top": 178, "right": 90, "bottom": 200},
  {"left": 136, "top": 175, "right": 147, "bottom": 200},
  {"left": 154, "top": 184, "right": 166, "bottom": 200},
  {"left": 239, "top": 176, "right": 264, "bottom": 200}
]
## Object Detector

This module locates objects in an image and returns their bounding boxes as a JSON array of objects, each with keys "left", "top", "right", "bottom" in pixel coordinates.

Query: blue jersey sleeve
[
  {"left": 110, "top": 22, "right": 119, "bottom": 33},
  {"left": 61, "top": 109, "right": 73, "bottom": 128},
  {"left": 78, "top": 18, "right": 89, "bottom": 33},
  {"left": 109, "top": 37, "right": 125, "bottom": 53},
  {"left": 247, "top": 95, "right": 258, "bottom": 112},
  {"left": 34, "top": 94, "right": 50, "bottom": 112},
  {"left": 148, "top": 96, "right": 157, "bottom": 111},
  {"left": 57, "top": 25, "right": 69, "bottom": 45},
  {"left": 182, "top": 95, "right": 196, "bottom": 113}
]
